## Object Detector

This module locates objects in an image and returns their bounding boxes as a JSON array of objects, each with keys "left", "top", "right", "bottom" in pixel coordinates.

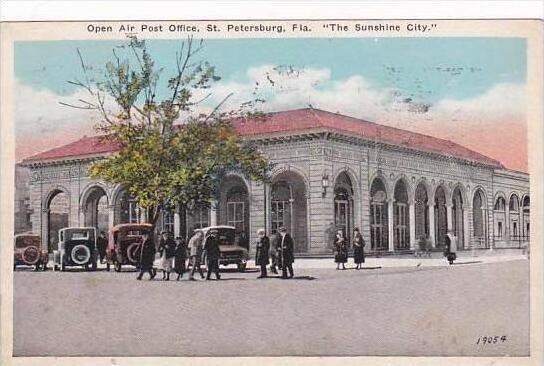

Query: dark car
[
  {"left": 53, "top": 227, "right": 98, "bottom": 271},
  {"left": 106, "top": 223, "right": 153, "bottom": 272},
  {"left": 202, "top": 226, "right": 249, "bottom": 272},
  {"left": 13, "top": 233, "right": 48, "bottom": 271}
]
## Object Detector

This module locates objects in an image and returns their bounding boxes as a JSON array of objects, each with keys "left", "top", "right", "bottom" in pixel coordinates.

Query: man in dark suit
[
  {"left": 255, "top": 229, "right": 270, "bottom": 278},
  {"left": 136, "top": 233, "right": 156, "bottom": 281},
  {"left": 203, "top": 229, "right": 221, "bottom": 280},
  {"left": 277, "top": 226, "right": 294, "bottom": 279}
]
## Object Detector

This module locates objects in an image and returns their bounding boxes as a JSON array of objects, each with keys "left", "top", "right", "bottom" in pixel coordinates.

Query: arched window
[
  {"left": 370, "top": 178, "right": 388, "bottom": 251},
  {"left": 494, "top": 197, "right": 506, "bottom": 211},
  {"left": 509, "top": 194, "right": 519, "bottom": 212}
]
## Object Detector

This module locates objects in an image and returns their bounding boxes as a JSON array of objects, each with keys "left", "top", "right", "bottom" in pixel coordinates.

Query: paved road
[{"left": 13, "top": 259, "right": 529, "bottom": 357}]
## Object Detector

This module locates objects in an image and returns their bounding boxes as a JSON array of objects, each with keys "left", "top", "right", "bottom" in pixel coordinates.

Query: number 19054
[{"left": 476, "top": 336, "right": 507, "bottom": 345}]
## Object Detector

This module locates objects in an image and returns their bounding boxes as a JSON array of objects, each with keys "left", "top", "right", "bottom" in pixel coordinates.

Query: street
[{"left": 13, "top": 259, "right": 529, "bottom": 357}]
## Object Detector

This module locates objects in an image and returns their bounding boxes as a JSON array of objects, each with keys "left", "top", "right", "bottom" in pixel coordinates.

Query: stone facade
[{"left": 21, "top": 129, "right": 530, "bottom": 256}]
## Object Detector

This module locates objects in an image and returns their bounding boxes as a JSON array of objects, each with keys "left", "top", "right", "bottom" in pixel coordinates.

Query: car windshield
[
  {"left": 15, "top": 236, "right": 40, "bottom": 248},
  {"left": 214, "top": 229, "right": 235, "bottom": 245}
]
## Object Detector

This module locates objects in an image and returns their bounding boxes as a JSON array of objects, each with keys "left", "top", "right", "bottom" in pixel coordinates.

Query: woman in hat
[
  {"left": 334, "top": 230, "right": 348, "bottom": 270},
  {"left": 352, "top": 228, "right": 365, "bottom": 270}
]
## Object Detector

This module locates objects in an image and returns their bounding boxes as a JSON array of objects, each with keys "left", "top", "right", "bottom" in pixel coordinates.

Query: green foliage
[{"left": 80, "top": 36, "right": 270, "bottom": 225}]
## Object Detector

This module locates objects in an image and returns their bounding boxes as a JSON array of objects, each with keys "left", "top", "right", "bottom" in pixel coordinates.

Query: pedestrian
[
  {"left": 269, "top": 229, "right": 280, "bottom": 274},
  {"left": 444, "top": 231, "right": 457, "bottom": 265},
  {"left": 255, "top": 228, "right": 270, "bottom": 278},
  {"left": 188, "top": 229, "right": 205, "bottom": 281},
  {"left": 352, "top": 228, "right": 365, "bottom": 269},
  {"left": 203, "top": 229, "right": 221, "bottom": 280},
  {"left": 136, "top": 232, "right": 156, "bottom": 281},
  {"left": 97, "top": 230, "right": 108, "bottom": 264},
  {"left": 277, "top": 226, "right": 294, "bottom": 279},
  {"left": 174, "top": 236, "right": 187, "bottom": 280},
  {"left": 158, "top": 232, "right": 176, "bottom": 280},
  {"left": 334, "top": 230, "right": 348, "bottom": 270}
]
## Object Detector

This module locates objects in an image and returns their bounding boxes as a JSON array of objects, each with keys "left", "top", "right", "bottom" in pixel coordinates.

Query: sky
[{"left": 14, "top": 37, "right": 527, "bottom": 171}]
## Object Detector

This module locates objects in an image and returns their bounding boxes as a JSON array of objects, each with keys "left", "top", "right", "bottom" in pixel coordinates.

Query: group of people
[
  {"left": 333, "top": 227, "right": 366, "bottom": 270},
  {"left": 135, "top": 225, "right": 297, "bottom": 281}
]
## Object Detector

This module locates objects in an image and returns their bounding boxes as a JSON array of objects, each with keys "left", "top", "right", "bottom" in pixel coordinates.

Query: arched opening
[
  {"left": 370, "top": 178, "right": 388, "bottom": 251},
  {"left": 522, "top": 195, "right": 530, "bottom": 239},
  {"left": 46, "top": 189, "right": 70, "bottom": 252},
  {"left": 414, "top": 182, "right": 429, "bottom": 241},
  {"left": 452, "top": 187, "right": 464, "bottom": 249},
  {"left": 270, "top": 171, "right": 308, "bottom": 253},
  {"left": 509, "top": 194, "right": 520, "bottom": 240},
  {"left": 114, "top": 189, "right": 140, "bottom": 225},
  {"left": 473, "top": 189, "right": 488, "bottom": 247},
  {"left": 493, "top": 195, "right": 506, "bottom": 242},
  {"left": 82, "top": 186, "right": 109, "bottom": 233},
  {"left": 334, "top": 172, "right": 354, "bottom": 246},
  {"left": 393, "top": 180, "right": 409, "bottom": 250},
  {"left": 434, "top": 186, "right": 447, "bottom": 248},
  {"left": 218, "top": 175, "right": 250, "bottom": 238}
]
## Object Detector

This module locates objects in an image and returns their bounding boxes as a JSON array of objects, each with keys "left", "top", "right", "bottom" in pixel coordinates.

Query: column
[
  {"left": 388, "top": 199, "right": 394, "bottom": 252},
  {"left": 264, "top": 183, "right": 271, "bottom": 234},
  {"left": 107, "top": 204, "right": 115, "bottom": 229},
  {"left": 446, "top": 204, "right": 453, "bottom": 232},
  {"left": 174, "top": 207, "right": 181, "bottom": 238},
  {"left": 463, "top": 207, "right": 470, "bottom": 251},
  {"left": 210, "top": 200, "right": 218, "bottom": 226},
  {"left": 428, "top": 204, "right": 435, "bottom": 247},
  {"left": 409, "top": 200, "right": 416, "bottom": 250}
]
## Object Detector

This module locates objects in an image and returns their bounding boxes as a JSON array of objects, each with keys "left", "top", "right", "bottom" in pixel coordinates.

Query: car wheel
[
  {"left": 114, "top": 261, "right": 121, "bottom": 272},
  {"left": 71, "top": 245, "right": 92, "bottom": 266},
  {"left": 237, "top": 262, "right": 247, "bottom": 272}
]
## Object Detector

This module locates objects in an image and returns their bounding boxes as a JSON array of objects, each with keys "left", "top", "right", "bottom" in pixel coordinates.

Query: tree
[{"left": 65, "top": 36, "right": 271, "bottom": 228}]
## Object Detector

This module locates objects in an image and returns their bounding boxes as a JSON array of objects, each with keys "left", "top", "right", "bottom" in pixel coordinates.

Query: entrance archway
[
  {"left": 473, "top": 189, "right": 488, "bottom": 247},
  {"left": 434, "top": 186, "right": 447, "bottom": 248},
  {"left": 393, "top": 180, "right": 410, "bottom": 250},
  {"left": 82, "top": 186, "right": 109, "bottom": 233},
  {"left": 334, "top": 172, "right": 354, "bottom": 246},
  {"left": 46, "top": 189, "right": 70, "bottom": 252},
  {"left": 370, "top": 177, "right": 388, "bottom": 251},
  {"left": 452, "top": 186, "right": 464, "bottom": 249},
  {"left": 414, "top": 182, "right": 429, "bottom": 240},
  {"left": 270, "top": 170, "right": 308, "bottom": 253}
]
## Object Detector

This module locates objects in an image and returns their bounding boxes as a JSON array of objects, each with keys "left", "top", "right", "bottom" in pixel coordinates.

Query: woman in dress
[
  {"left": 352, "top": 228, "right": 365, "bottom": 270},
  {"left": 158, "top": 232, "right": 176, "bottom": 281},
  {"left": 334, "top": 230, "right": 348, "bottom": 270},
  {"left": 173, "top": 236, "right": 187, "bottom": 280}
]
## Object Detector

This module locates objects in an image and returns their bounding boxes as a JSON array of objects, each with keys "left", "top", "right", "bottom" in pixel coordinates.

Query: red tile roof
[{"left": 22, "top": 108, "right": 503, "bottom": 168}]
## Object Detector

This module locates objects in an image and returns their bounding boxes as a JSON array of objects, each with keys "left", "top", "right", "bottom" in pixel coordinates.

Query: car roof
[
  {"left": 59, "top": 227, "right": 96, "bottom": 232},
  {"left": 200, "top": 225, "right": 236, "bottom": 232},
  {"left": 14, "top": 233, "right": 40, "bottom": 239},
  {"left": 111, "top": 223, "right": 153, "bottom": 232}
]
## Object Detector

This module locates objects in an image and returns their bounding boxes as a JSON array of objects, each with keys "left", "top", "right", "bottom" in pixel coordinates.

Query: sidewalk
[{"left": 267, "top": 252, "right": 529, "bottom": 269}]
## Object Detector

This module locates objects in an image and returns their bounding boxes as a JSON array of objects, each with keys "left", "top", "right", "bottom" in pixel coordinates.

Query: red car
[
  {"left": 13, "top": 233, "right": 48, "bottom": 271},
  {"left": 106, "top": 223, "right": 153, "bottom": 272}
]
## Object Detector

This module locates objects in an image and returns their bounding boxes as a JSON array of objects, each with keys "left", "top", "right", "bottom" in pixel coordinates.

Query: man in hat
[
  {"left": 203, "top": 229, "right": 221, "bottom": 280},
  {"left": 277, "top": 226, "right": 294, "bottom": 279}
]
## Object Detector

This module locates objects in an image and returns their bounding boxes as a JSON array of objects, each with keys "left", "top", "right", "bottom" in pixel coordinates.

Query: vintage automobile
[
  {"left": 201, "top": 225, "right": 250, "bottom": 272},
  {"left": 106, "top": 223, "right": 153, "bottom": 272},
  {"left": 53, "top": 227, "right": 98, "bottom": 271},
  {"left": 13, "top": 233, "right": 48, "bottom": 271}
]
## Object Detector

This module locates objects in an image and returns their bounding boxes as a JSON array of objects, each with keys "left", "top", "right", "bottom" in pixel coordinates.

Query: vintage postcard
[{"left": 0, "top": 18, "right": 543, "bottom": 366}]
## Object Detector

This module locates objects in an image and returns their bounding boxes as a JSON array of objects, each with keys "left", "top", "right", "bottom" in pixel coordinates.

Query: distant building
[{"left": 20, "top": 108, "right": 530, "bottom": 254}]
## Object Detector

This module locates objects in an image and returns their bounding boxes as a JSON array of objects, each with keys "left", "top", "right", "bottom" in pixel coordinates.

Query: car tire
[
  {"left": 71, "top": 245, "right": 92, "bottom": 266},
  {"left": 22, "top": 246, "right": 40, "bottom": 266},
  {"left": 237, "top": 262, "right": 247, "bottom": 272},
  {"left": 126, "top": 243, "right": 140, "bottom": 265}
]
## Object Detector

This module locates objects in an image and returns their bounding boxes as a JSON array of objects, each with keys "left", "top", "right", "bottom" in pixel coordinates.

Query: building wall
[{"left": 24, "top": 135, "right": 530, "bottom": 255}]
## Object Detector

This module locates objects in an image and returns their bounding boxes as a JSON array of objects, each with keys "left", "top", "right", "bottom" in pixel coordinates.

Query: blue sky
[
  {"left": 14, "top": 37, "right": 528, "bottom": 171},
  {"left": 15, "top": 37, "right": 525, "bottom": 102}
]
